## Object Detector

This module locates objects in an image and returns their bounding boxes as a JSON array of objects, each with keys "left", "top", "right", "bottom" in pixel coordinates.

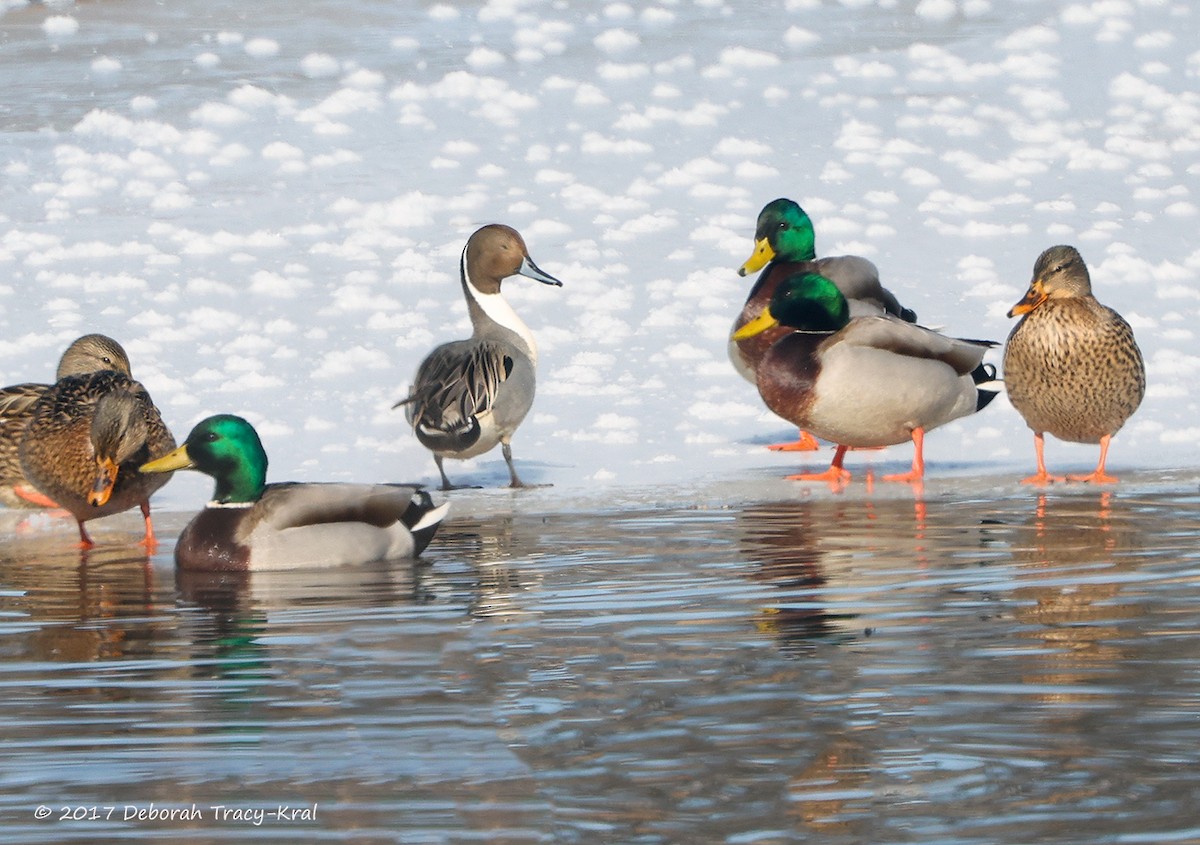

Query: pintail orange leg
[
  {"left": 768, "top": 430, "right": 820, "bottom": 452},
  {"left": 13, "top": 485, "right": 60, "bottom": 509},
  {"left": 883, "top": 428, "right": 926, "bottom": 484},
  {"left": 1067, "top": 434, "right": 1119, "bottom": 484},
  {"left": 1020, "top": 432, "right": 1066, "bottom": 485},
  {"left": 787, "top": 444, "right": 852, "bottom": 485}
]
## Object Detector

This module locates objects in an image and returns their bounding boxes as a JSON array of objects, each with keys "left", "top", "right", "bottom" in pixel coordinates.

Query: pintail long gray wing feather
[{"left": 398, "top": 339, "right": 514, "bottom": 437}]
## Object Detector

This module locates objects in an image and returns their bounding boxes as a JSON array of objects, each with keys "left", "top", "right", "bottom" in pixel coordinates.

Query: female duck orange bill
[
  {"left": 733, "top": 271, "right": 998, "bottom": 485},
  {"left": 730, "top": 197, "right": 916, "bottom": 452},
  {"left": 1003, "top": 245, "right": 1145, "bottom": 485},
  {"left": 395, "top": 224, "right": 562, "bottom": 490},
  {"left": 140, "top": 415, "right": 449, "bottom": 570}
]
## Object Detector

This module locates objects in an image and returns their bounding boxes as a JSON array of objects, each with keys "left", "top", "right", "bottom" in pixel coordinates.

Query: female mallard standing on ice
[
  {"left": 1003, "top": 245, "right": 1145, "bottom": 484},
  {"left": 396, "top": 224, "right": 562, "bottom": 490}
]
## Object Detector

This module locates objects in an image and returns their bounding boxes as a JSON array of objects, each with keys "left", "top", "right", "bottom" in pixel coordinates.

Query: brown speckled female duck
[
  {"left": 19, "top": 365, "right": 175, "bottom": 548},
  {"left": 1003, "top": 245, "right": 1145, "bottom": 485},
  {"left": 0, "top": 334, "right": 131, "bottom": 509}
]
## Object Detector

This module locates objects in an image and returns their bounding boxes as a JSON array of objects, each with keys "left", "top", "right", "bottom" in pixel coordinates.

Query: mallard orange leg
[
  {"left": 1067, "top": 434, "right": 1118, "bottom": 484},
  {"left": 883, "top": 428, "right": 926, "bottom": 484},
  {"left": 138, "top": 500, "right": 159, "bottom": 551},
  {"left": 14, "top": 485, "right": 59, "bottom": 508},
  {"left": 1020, "top": 432, "right": 1066, "bottom": 485},
  {"left": 76, "top": 520, "right": 95, "bottom": 550},
  {"left": 768, "top": 430, "right": 820, "bottom": 452},
  {"left": 787, "top": 444, "right": 851, "bottom": 484}
]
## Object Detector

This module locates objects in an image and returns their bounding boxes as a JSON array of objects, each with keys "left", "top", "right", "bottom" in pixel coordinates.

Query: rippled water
[{"left": 2, "top": 474, "right": 1199, "bottom": 843}]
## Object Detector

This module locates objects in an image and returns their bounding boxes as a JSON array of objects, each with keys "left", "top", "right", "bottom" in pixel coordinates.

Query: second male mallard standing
[{"left": 397, "top": 224, "right": 562, "bottom": 490}]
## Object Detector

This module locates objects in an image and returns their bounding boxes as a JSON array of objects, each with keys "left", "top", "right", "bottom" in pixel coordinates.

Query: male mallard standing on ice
[
  {"left": 733, "top": 271, "right": 998, "bottom": 484},
  {"left": 396, "top": 224, "right": 562, "bottom": 490},
  {"left": 0, "top": 333, "right": 132, "bottom": 510},
  {"left": 731, "top": 198, "right": 917, "bottom": 451},
  {"left": 141, "top": 415, "right": 448, "bottom": 570},
  {"left": 1003, "top": 245, "right": 1145, "bottom": 485}
]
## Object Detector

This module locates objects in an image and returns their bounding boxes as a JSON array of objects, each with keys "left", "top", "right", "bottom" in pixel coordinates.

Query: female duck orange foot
[{"left": 1020, "top": 432, "right": 1067, "bottom": 485}]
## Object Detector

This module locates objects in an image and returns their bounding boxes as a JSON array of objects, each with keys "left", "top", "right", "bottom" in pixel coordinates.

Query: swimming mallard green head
[{"left": 144, "top": 413, "right": 268, "bottom": 504}]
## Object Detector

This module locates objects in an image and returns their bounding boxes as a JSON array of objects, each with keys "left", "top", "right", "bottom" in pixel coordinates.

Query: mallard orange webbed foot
[
  {"left": 786, "top": 445, "right": 851, "bottom": 485},
  {"left": 14, "top": 485, "right": 59, "bottom": 508},
  {"left": 1021, "top": 432, "right": 1067, "bottom": 486},
  {"left": 1066, "top": 435, "right": 1119, "bottom": 484},
  {"left": 768, "top": 430, "right": 821, "bottom": 452},
  {"left": 882, "top": 428, "right": 926, "bottom": 484}
]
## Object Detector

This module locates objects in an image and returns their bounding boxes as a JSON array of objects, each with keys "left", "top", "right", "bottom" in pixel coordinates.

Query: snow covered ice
[{"left": 0, "top": 0, "right": 1196, "bottom": 510}]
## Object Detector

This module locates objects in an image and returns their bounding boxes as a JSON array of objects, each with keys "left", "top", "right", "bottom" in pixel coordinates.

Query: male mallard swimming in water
[
  {"left": 1003, "top": 245, "right": 1145, "bottom": 485},
  {"left": 733, "top": 271, "right": 998, "bottom": 483},
  {"left": 141, "top": 414, "right": 449, "bottom": 570},
  {"left": 396, "top": 224, "right": 562, "bottom": 490},
  {"left": 731, "top": 198, "right": 917, "bottom": 451},
  {"left": 0, "top": 334, "right": 132, "bottom": 510}
]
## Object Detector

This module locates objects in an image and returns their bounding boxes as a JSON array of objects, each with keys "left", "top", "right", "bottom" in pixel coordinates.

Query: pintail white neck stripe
[{"left": 461, "top": 243, "right": 539, "bottom": 364}]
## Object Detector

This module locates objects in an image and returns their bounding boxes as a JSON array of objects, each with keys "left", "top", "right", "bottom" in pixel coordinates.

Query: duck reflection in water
[
  {"left": 736, "top": 496, "right": 930, "bottom": 656},
  {"left": 0, "top": 533, "right": 161, "bottom": 676}
]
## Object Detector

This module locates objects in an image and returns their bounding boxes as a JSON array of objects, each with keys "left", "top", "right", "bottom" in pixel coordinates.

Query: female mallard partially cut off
[
  {"left": 0, "top": 334, "right": 132, "bottom": 510},
  {"left": 1003, "top": 245, "right": 1145, "bottom": 485}
]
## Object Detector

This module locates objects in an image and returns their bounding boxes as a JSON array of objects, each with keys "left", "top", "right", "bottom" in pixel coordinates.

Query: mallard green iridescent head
[
  {"left": 738, "top": 198, "right": 818, "bottom": 277},
  {"left": 732, "top": 272, "right": 850, "bottom": 340},
  {"left": 141, "top": 414, "right": 267, "bottom": 504}
]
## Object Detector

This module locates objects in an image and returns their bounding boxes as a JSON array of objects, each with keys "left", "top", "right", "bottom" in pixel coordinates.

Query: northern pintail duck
[
  {"left": 732, "top": 198, "right": 917, "bottom": 451},
  {"left": 733, "top": 271, "right": 998, "bottom": 484},
  {"left": 396, "top": 224, "right": 562, "bottom": 490},
  {"left": 141, "top": 415, "right": 449, "bottom": 570},
  {"left": 0, "top": 334, "right": 132, "bottom": 510},
  {"left": 1003, "top": 245, "right": 1145, "bottom": 484},
  {"left": 19, "top": 356, "right": 176, "bottom": 548}
]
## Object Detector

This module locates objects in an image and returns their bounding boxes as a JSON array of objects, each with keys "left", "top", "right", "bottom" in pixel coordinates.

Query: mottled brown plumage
[
  {"left": 0, "top": 334, "right": 132, "bottom": 509},
  {"left": 1003, "top": 245, "right": 1145, "bottom": 484},
  {"left": 19, "top": 370, "right": 175, "bottom": 547}
]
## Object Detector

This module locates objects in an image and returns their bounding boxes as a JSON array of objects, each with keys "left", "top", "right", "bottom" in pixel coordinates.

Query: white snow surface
[{"left": 0, "top": 0, "right": 1196, "bottom": 508}]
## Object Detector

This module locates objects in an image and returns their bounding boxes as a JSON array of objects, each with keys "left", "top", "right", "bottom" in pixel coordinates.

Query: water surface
[{"left": 2, "top": 474, "right": 1199, "bottom": 843}]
